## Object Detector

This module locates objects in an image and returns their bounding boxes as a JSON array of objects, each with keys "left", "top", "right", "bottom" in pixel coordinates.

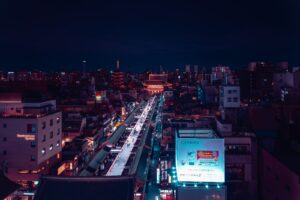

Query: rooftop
[
  {"left": 176, "top": 128, "right": 217, "bottom": 138},
  {"left": 35, "top": 176, "right": 135, "bottom": 200}
]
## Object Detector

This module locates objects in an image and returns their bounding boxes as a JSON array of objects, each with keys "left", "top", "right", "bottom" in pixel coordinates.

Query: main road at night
[{"left": 106, "top": 96, "right": 157, "bottom": 176}]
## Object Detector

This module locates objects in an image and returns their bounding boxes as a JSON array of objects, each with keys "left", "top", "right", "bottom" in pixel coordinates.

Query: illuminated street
[{"left": 106, "top": 97, "right": 156, "bottom": 176}]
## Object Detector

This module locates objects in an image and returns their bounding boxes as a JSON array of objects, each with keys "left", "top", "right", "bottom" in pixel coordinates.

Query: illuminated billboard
[{"left": 176, "top": 137, "right": 225, "bottom": 183}]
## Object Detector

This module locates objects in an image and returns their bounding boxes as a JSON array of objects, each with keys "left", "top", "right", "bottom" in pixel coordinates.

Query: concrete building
[
  {"left": 219, "top": 86, "right": 240, "bottom": 108},
  {"left": 224, "top": 134, "right": 257, "bottom": 200},
  {"left": 0, "top": 95, "right": 62, "bottom": 186},
  {"left": 211, "top": 65, "right": 234, "bottom": 85}
]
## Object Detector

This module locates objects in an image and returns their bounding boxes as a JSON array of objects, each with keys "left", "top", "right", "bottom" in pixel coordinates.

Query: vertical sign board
[{"left": 176, "top": 137, "right": 225, "bottom": 183}]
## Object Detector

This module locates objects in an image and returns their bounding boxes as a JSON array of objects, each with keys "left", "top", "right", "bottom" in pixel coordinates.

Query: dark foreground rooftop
[
  {"left": 35, "top": 176, "right": 135, "bottom": 200},
  {"left": 0, "top": 170, "right": 20, "bottom": 199}
]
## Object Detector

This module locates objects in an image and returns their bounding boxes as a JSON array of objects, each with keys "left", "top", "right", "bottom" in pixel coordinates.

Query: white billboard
[{"left": 175, "top": 137, "right": 225, "bottom": 183}]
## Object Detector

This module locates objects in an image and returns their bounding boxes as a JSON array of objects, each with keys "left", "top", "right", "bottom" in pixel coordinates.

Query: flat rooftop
[{"left": 176, "top": 128, "right": 217, "bottom": 138}]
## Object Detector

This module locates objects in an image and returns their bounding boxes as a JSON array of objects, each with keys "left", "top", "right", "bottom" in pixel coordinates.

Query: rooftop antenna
[
  {"left": 116, "top": 59, "right": 120, "bottom": 70},
  {"left": 160, "top": 65, "right": 163, "bottom": 74},
  {"left": 82, "top": 59, "right": 87, "bottom": 78}
]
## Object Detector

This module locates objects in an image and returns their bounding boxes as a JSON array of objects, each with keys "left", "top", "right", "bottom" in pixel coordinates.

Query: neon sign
[{"left": 17, "top": 134, "right": 36, "bottom": 141}]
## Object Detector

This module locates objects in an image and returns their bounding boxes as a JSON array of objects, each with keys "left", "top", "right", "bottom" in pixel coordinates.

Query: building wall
[
  {"left": 0, "top": 112, "right": 62, "bottom": 182},
  {"left": 260, "top": 149, "right": 300, "bottom": 200},
  {"left": 220, "top": 86, "right": 240, "bottom": 108},
  {"left": 216, "top": 120, "right": 232, "bottom": 135},
  {"left": 225, "top": 137, "right": 257, "bottom": 200}
]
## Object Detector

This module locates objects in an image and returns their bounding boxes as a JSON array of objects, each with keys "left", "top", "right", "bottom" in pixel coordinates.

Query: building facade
[{"left": 0, "top": 97, "right": 62, "bottom": 187}]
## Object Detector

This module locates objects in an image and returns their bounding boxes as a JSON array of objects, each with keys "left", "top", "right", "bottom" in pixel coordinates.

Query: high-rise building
[
  {"left": 194, "top": 65, "right": 198, "bottom": 74},
  {"left": 239, "top": 62, "right": 276, "bottom": 102},
  {"left": 185, "top": 64, "right": 191, "bottom": 73},
  {"left": 211, "top": 65, "right": 234, "bottom": 85}
]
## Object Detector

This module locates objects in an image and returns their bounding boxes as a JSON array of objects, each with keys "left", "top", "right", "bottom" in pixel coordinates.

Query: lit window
[
  {"left": 18, "top": 170, "right": 29, "bottom": 174},
  {"left": 49, "top": 144, "right": 53, "bottom": 151},
  {"left": 41, "top": 148, "right": 46, "bottom": 155},
  {"left": 56, "top": 141, "right": 60, "bottom": 147},
  {"left": 56, "top": 117, "right": 60, "bottom": 123}
]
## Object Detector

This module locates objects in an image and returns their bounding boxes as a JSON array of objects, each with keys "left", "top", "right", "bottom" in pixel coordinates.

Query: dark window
[
  {"left": 227, "top": 97, "right": 232, "bottom": 102},
  {"left": 3, "top": 137, "right": 7, "bottom": 142},
  {"left": 42, "top": 122, "right": 46, "bottom": 129},
  {"left": 31, "top": 141, "right": 36, "bottom": 147},
  {"left": 31, "top": 156, "right": 36, "bottom": 161},
  {"left": 27, "top": 124, "right": 37, "bottom": 133},
  {"left": 285, "top": 184, "right": 290, "bottom": 192},
  {"left": 50, "top": 131, "right": 53, "bottom": 139},
  {"left": 225, "top": 164, "right": 245, "bottom": 181},
  {"left": 57, "top": 129, "right": 60, "bottom": 135},
  {"left": 233, "top": 97, "right": 239, "bottom": 102},
  {"left": 42, "top": 134, "right": 46, "bottom": 142},
  {"left": 50, "top": 119, "right": 53, "bottom": 126},
  {"left": 3, "top": 123, "right": 7, "bottom": 128},
  {"left": 3, "top": 150, "right": 7, "bottom": 155}
]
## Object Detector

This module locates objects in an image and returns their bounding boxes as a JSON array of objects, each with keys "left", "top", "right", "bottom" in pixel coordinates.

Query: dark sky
[{"left": 1, "top": 0, "right": 300, "bottom": 71}]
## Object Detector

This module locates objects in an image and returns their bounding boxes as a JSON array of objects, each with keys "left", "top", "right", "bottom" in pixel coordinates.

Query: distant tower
[
  {"left": 160, "top": 65, "right": 164, "bottom": 74},
  {"left": 185, "top": 64, "right": 191, "bottom": 73},
  {"left": 82, "top": 59, "right": 87, "bottom": 78},
  {"left": 116, "top": 59, "right": 120, "bottom": 70},
  {"left": 194, "top": 65, "right": 199, "bottom": 74},
  {"left": 112, "top": 59, "right": 125, "bottom": 89}
]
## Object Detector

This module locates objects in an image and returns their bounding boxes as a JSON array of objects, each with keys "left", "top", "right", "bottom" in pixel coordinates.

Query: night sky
[{"left": 1, "top": 0, "right": 300, "bottom": 71}]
